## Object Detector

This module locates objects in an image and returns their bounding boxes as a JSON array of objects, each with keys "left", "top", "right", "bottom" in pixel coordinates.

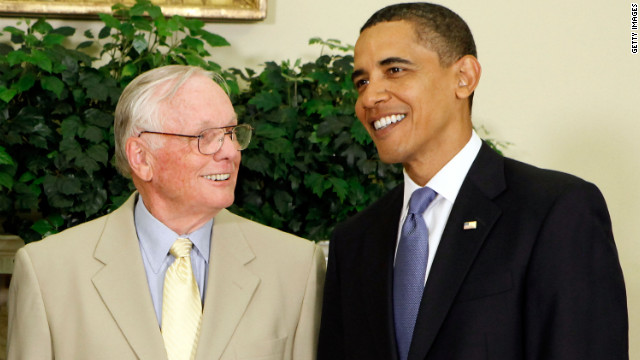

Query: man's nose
[
  {"left": 212, "top": 133, "right": 239, "bottom": 161},
  {"left": 359, "top": 80, "right": 390, "bottom": 108}
]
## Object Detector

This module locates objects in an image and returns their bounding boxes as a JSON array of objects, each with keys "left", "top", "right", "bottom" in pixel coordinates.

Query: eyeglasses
[{"left": 138, "top": 124, "right": 253, "bottom": 155}]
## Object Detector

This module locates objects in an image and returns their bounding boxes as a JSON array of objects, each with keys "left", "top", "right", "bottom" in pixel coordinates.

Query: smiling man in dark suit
[{"left": 317, "top": 3, "right": 628, "bottom": 360}]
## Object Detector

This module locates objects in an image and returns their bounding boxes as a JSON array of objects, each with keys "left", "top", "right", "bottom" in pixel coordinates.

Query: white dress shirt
[{"left": 396, "top": 131, "right": 482, "bottom": 284}]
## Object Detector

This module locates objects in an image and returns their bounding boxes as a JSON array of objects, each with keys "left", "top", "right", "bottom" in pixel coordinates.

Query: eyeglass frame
[{"left": 137, "top": 124, "right": 254, "bottom": 155}]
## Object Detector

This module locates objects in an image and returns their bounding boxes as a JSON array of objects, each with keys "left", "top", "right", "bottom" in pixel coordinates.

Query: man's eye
[
  {"left": 355, "top": 79, "right": 369, "bottom": 89},
  {"left": 388, "top": 67, "right": 403, "bottom": 74}
]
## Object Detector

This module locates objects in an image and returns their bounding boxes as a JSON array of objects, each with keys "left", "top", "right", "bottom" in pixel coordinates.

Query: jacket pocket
[
  {"left": 235, "top": 336, "right": 287, "bottom": 360},
  {"left": 455, "top": 271, "right": 513, "bottom": 303}
]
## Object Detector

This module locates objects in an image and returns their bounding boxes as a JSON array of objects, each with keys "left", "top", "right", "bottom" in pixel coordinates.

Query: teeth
[
  {"left": 373, "top": 114, "right": 405, "bottom": 130},
  {"left": 204, "top": 174, "right": 230, "bottom": 181}
]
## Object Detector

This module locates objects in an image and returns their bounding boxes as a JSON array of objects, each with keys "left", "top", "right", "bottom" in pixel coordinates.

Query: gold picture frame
[{"left": 0, "top": 0, "right": 266, "bottom": 21}]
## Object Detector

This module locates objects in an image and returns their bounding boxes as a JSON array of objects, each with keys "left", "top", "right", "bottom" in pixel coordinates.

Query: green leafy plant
[
  {"left": 0, "top": 0, "right": 233, "bottom": 242},
  {"left": 229, "top": 38, "right": 403, "bottom": 241},
  {"left": 0, "top": 5, "right": 507, "bottom": 243}
]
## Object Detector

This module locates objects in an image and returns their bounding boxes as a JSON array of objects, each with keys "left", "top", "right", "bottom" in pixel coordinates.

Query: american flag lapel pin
[{"left": 463, "top": 221, "right": 477, "bottom": 230}]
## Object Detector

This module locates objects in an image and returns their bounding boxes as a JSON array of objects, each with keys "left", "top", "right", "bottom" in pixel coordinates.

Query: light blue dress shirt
[{"left": 134, "top": 197, "right": 212, "bottom": 326}]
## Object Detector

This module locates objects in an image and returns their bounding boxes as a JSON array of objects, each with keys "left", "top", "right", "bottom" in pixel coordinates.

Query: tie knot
[
  {"left": 170, "top": 238, "right": 193, "bottom": 258},
  {"left": 408, "top": 186, "right": 437, "bottom": 215}
]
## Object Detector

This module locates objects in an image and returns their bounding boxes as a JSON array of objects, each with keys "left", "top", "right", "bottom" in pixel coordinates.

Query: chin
[{"left": 376, "top": 148, "right": 404, "bottom": 165}]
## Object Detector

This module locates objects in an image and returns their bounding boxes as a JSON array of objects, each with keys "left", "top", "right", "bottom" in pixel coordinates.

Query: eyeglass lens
[{"left": 198, "top": 125, "right": 252, "bottom": 155}]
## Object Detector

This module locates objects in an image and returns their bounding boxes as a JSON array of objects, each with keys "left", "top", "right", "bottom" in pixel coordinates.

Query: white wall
[{"left": 2, "top": 0, "right": 639, "bottom": 355}]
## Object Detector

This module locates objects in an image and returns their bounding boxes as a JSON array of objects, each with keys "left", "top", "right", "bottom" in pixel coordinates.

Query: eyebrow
[{"left": 351, "top": 57, "right": 414, "bottom": 82}]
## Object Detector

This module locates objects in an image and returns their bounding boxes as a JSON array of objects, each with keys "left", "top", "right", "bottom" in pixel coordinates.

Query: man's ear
[
  {"left": 126, "top": 137, "right": 154, "bottom": 182},
  {"left": 454, "top": 55, "right": 482, "bottom": 100}
]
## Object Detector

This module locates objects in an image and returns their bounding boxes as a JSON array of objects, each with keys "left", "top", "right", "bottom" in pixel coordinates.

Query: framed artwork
[{"left": 0, "top": 0, "right": 266, "bottom": 21}]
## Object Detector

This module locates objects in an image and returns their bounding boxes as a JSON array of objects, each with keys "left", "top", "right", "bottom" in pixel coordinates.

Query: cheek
[{"left": 355, "top": 100, "right": 366, "bottom": 123}]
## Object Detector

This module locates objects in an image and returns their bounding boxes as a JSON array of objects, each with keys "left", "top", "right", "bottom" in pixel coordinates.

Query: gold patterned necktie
[{"left": 162, "top": 238, "right": 202, "bottom": 360}]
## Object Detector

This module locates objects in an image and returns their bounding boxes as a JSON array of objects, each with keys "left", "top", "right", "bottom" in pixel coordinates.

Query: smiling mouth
[
  {"left": 373, "top": 114, "right": 406, "bottom": 131},
  {"left": 203, "top": 174, "right": 231, "bottom": 181}
]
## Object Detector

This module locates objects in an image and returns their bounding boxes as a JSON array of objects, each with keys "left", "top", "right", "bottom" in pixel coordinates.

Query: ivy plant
[{"left": 0, "top": 0, "right": 234, "bottom": 242}]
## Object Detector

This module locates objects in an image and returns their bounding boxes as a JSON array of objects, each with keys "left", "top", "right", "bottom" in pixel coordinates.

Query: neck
[
  {"left": 404, "top": 126, "right": 473, "bottom": 186},
  {"left": 136, "top": 189, "right": 219, "bottom": 235}
]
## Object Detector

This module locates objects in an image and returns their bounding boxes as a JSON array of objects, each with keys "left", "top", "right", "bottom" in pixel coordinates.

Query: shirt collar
[
  {"left": 134, "top": 197, "right": 212, "bottom": 273},
  {"left": 403, "top": 130, "right": 483, "bottom": 204}
]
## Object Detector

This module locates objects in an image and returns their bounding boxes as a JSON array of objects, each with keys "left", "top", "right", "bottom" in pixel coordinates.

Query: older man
[
  {"left": 318, "top": 3, "right": 627, "bottom": 360},
  {"left": 8, "top": 65, "right": 325, "bottom": 360}
]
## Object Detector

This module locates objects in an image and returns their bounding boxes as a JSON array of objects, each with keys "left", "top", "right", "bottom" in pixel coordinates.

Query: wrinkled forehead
[{"left": 158, "top": 75, "right": 236, "bottom": 131}]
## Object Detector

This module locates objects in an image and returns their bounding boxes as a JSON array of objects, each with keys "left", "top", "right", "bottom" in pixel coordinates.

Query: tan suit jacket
[{"left": 8, "top": 194, "right": 326, "bottom": 360}]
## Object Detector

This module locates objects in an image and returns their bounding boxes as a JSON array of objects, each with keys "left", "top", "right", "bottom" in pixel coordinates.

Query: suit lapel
[
  {"left": 361, "top": 186, "right": 404, "bottom": 360},
  {"left": 196, "top": 210, "right": 260, "bottom": 360},
  {"left": 92, "top": 194, "right": 168, "bottom": 360},
  {"left": 410, "top": 144, "right": 506, "bottom": 359}
]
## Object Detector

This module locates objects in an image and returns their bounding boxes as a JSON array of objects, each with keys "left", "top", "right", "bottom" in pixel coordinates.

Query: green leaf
[
  {"left": 98, "top": 26, "right": 112, "bottom": 39},
  {"left": 0, "top": 173, "right": 13, "bottom": 190},
  {"left": 86, "top": 82, "right": 108, "bottom": 101},
  {"left": 120, "top": 23, "right": 135, "bottom": 38},
  {"left": 121, "top": 63, "right": 138, "bottom": 78},
  {"left": 181, "top": 36, "right": 205, "bottom": 49},
  {"left": 76, "top": 40, "right": 94, "bottom": 49},
  {"left": 13, "top": 73, "right": 36, "bottom": 94},
  {"left": 52, "top": 26, "right": 75, "bottom": 36},
  {"left": 350, "top": 120, "right": 371, "bottom": 145},
  {"left": 18, "top": 171, "right": 36, "bottom": 183},
  {"left": 86, "top": 143, "right": 109, "bottom": 165},
  {"left": 242, "top": 153, "right": 271, "bottom": 174},
  {"left": 329, "top": 177, "right": 349, "bottom": 202},
  {"left": 273, "top": 190, "right": 293, "bottom": 215},
  {"left": 304, "top": 173, "right": 331, "bottom": 198},
  {"left": 3, "top": 25, "right": 24, "bottom": 36},
  {"left": 0, "top": 87, "right": 17, "bottom": 103},
  {"left": 184, "top": 55, "right": 206, "bottom": 67},
  {"left": 131, "top": 16, "right": 152, "bottom": 31},
  {"left": 32, "top": 18, "right": 53, "bottom": 34},
  {"left": 30, "top": 50, "right": 53, "bottom": 73},
  {"left": 42, "top": 33, "right": 66, "bottom": 46},
  {"left": 48, "top": 193, "right": 74, "bottom": 208},
  {"left": 0, "top": 146, "right": 15, "bottom": 166},
  {"left": 79, "top": 125, "right": 104, "bottom": 143},
  {"left": 0, "top": 42, "right": 14, "bottom": 55},
  {"left": 341, "top": 144, "right": 367, "bottom": 167},
  {"left": 99, "top": 13, "right": 121, "bottom": 29},
  {"left": 31, "top": 219, "right": 55, "bottom": 237},
  {"left": 48, "top": 214, "right": 65, "bottom": 228},
  {"left": 6, "top": 50, "right": 28, "bottom": 66},
  {"left": 316, "top": 116, "right": 348, "bottom": 136},
  {"left": 75, "top": 154, "right": 99, "bottom": 174},
  {"left": 61, "top": 116, "right": 81, "bottom": 139},
  {"left": 41, "top": 76, "right": 65, "bottom": 98},
  {"left": 58, "top": 176, "right": 82, "bottom": 195},
  {"left": 198, "top": 31, "right": 230, "bottom": 47},
  {"left": 59, "top": 137, "right": 82, "bottom": 159},
  {"left": 248, "top": 91, "right": 282, "bottom": 112},
  {"left": 264, "top": 138, "right": 294, "bottom": 157},
  {"left": 147, "top": 4, "right": 163, "bottom": 19},
  {"left": 81, "top": 187, "right": 107, "bottom": 217},
  {"left": 84, "top": 108, "right": 113, "bottom": 128}
]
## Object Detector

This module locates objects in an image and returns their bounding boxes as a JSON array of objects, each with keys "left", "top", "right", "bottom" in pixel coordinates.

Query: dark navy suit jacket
[{"left": 318, "top": 143, "right": 628, "bottom": 360}]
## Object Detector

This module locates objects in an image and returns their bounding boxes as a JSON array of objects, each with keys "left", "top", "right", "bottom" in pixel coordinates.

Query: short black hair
[{"left": 361, "top": 2, "right": 477, "bottom": 67}]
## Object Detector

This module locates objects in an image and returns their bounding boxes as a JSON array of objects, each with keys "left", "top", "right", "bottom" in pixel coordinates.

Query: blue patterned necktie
[{"left": 393, "top": 186, "right": 438, "bottom": 360}]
